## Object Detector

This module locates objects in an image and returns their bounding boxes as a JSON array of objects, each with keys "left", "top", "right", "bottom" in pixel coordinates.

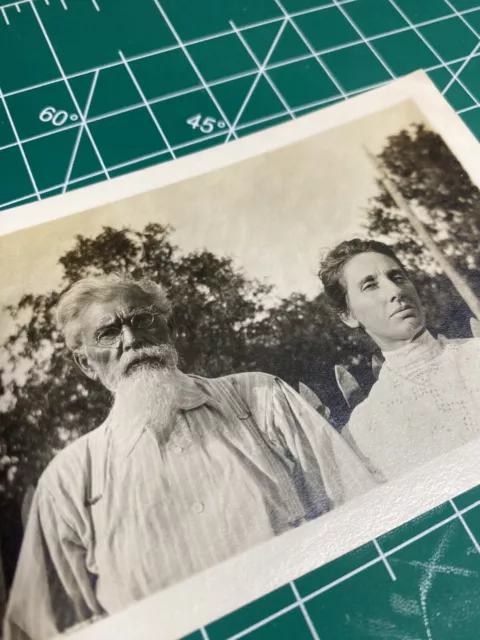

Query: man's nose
[{"left": 121, "top": 325, "right": 139, "bottom": 349}]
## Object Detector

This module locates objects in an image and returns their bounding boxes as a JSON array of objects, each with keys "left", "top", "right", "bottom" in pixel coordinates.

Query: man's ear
[
  {"left": 73, "top": 351, "right": 99, "bottom": 381},
  {"left": 340, "top": 309, "right": 360, "bottom": 329}
]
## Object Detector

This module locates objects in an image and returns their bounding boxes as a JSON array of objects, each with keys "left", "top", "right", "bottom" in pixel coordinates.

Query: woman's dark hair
[{"left": 318, "top": 238, "right": 406, "bottom": 315}]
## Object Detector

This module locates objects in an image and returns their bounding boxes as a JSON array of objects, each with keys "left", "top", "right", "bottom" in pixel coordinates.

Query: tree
[
  {"left": 250, "top": 293, "right": 373, "bottom": 428},
  {"left": 365, "top": 124, "right": 480, "bottom": 339},
  {"left": 3, "top": 120, "right": 478, "bottom": 602},
  {"left": 2, "top": 122, "right": 479, "bottom": 512},
  {"left": 0, "top": 223, "right": 272, "bottom": 503}
]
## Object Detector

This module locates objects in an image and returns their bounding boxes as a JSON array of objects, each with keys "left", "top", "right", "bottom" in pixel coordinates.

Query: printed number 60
[{"left": 39, "top": 106, "right": 73, "bottom": 127}]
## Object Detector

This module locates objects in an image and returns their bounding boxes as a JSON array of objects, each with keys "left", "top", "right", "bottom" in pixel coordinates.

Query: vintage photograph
[{"left": 1, "top": 75, "right": 480, "bottom": 640}]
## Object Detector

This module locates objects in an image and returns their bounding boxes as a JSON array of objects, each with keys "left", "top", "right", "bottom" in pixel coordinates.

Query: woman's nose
[{"left": 383, "top": 280, "right": 403, "bottom": 302}]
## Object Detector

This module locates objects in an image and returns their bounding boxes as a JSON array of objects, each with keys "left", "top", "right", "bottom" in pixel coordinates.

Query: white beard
[{"left": 109, "top": 352, "right": 180, "bottom": 443}]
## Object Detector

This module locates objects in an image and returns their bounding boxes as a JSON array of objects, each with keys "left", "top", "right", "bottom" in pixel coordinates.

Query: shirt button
[
  {"left": 192, "top": 502, "right": 204, "bottom": 514},
  {"left": 171, "top": 445, "right": 183, "bottom": 454}
]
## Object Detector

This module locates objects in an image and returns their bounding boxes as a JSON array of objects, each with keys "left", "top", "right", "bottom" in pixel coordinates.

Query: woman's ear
[
  {"left": 340, "top": 309, "right": 360, "bottom": 329},
  {"left": 73, "top": 351, "right": 98, "bottom": 381}
]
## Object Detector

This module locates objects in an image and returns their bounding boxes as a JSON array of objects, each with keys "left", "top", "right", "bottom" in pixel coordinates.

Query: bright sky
[{"left": 0, "top": 100, "right": 426, "bottom": 326}]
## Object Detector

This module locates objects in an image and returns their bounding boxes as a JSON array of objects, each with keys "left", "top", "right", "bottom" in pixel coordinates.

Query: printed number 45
[{"left": 186, "top": 114, "right": 225, "bottom": 134}]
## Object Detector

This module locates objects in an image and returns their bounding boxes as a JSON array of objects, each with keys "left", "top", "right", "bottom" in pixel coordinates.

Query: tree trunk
[{"left": 367, "top": 149, "right": 480, "bottom": 321}]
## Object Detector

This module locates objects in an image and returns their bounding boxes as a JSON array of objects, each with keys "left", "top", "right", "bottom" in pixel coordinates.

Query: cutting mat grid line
[
  {"left": 4, "top": 3, "right": 480, "bottom": 101},
  {"left": 1, "top": 0, "right": 480, "bottom": 209},
  {"left": 2, "top": 1, "right": 480, "bottom": 638},
  {"left": 192, "top": 488, "right": 480, "bottom": 639}
]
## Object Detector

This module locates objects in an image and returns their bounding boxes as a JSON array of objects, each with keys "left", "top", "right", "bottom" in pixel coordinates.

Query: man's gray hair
[{"left": 56, "top": 273, "right": 172, "bottom": 350}]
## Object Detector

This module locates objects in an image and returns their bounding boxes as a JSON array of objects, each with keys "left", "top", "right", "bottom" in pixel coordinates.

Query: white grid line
[
  {"left": 1, "top": 40, "right": 473, "bottom": 158},
  {"left": 0, "top": 124, "right": 246, "bottom": 210},
  {"left": 1, "top": 0, "right": 480, "bottom": 210},
  {"left": 0, "top": 0, "right": 350, "bottom": 28},
  {"left": 151, "top": 0, "right": 238, "bottom": 140},
  {"left": 225, "top": 19, "right": 288, "bottom": 142},
  {"left": 0, "top": 121, "right": 84, "bottom": 152},
  {"left": 119, "top": 50, "right": 176, "bottom": 159},
  {"left": 0, "top": 86, "right": 40, "bottom": 199},
  {"left": 1, "top": 16, "right": 480, "bottom": 635},
  {"left": 290, "top": 582, "right": 321, "bottom": 640},
  {"left": 449, "top": 498, "right": 480, "bottom": 553},
  {"left": 5, "top": 0, "right": 480, "bottom": 37},
  {"left": 454, "top": 497, "right": 480, "bottom": 514},
  {"left": 0, "top": 193, "right": 40, "bottom": 209},
  {"left": 0, "top": 0, "right": 31, "bottom": 8},
  {"left": 1, "top": 44, "right": 474, "bottom": 160},
  {"left": 373, "top": 537, "right": 397, "bottom": 581},
  {"left": 442, "top": 39, "right": 480, "bottom": 95},
  {"left": 200, "top": 627, "right": 209, "bottom": 640},
  {"left": 230, "top": 20, "right": 295, "bottom": 119},
  {"left": 388, "top": 0, "right": 480, "bottom": 108},
  {"left": 273, "top": 0, "right": 348, "bottom": 99},
  {"left": 0, "top": 0, "right": 21, "bottom": 13},
  {"left": 458, "top": 103, "right": 480, "bottom": 114},
  {"left": 306, "top": 558, "right": 385, "bottom": 604},
  {"left": 2, "top": 0, "right": 480, "bottom": 31},
  {"left": 443, "top": 0, "right": 480, "bottom": 39},
  {"left": 227, "top": 602, "right": 300, "bottom": 640},
  {"left": 208, "top": 498, "right": 480, "bottom": 640},
  {"left": 28, "top": 0, "right": 110, "bottom": 179},
  {"left": 3, "top": 7, "right": 480, "bottom": 101},
  {"left": 0, "top": 75, "right": 399, "bottom": 206},
  {"left": 0, "top": 43, "right": 395, "bottom": 124},
  {"left": 62, "top": 69, "right": 99, "bottom": 193},
  {"left": 59, "top": 0, "right": 67, "bottom": 10},
  {"left": 331, "top": 0, "right": 396, "bottom": 78},
  {"left": 3, "top": 60, "right": 479, "bottom": 213},
  {"left": 1, "top": 94, "right": 478, "bottom": 210},
  {"left": 383, "top": 515, "right": 459, "bottom": 557},
  {"left": 272, "top": 0, "right": 357, "bottom": 19},
  {"left": 1, "top": 6, "right": 9, "bottom": 23},
  {"left": 227, "top": 562, "right": 385, "bottom": 640},
  {"left": 91, "top": 0, "right": 99, "bottom": 11}
]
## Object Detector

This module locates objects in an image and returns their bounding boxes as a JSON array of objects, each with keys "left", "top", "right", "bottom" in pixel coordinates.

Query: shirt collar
[
  {"left": 382, "top": 329, "right": 443, "bottom": 372},
  {"left": 107, "top": 370, "right": 209, "bottom": 457},
  {"left": 175, "top": 370, "right": 210, "bottom": 410}
]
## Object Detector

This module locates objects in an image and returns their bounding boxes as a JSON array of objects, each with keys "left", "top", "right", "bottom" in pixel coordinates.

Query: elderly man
[
  {"left": 319, "top": 238, "right": 480, "bottom": 481},
  {"left": 4, "top": 273, "right": 375, "bottom": 640}
]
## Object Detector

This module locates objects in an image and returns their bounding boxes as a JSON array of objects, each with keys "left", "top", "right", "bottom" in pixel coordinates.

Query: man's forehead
[{"left": 81, "top": 289, "right": 153, "bottom": 326}]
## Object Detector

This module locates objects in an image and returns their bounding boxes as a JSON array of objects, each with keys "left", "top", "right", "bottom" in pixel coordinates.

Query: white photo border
[
  {"left": 69, "top": 438, "right": 480, "bottom": 640},
  {"left": 1, "top": 70, "right": 479, "bottom": 640},
  {"left": 1, "top": 71, "right": 478, "bottom": 238}
]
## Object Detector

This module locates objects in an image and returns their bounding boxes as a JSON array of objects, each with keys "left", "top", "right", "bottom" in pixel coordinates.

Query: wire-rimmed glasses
[{"left": 94, "top": 311, "right": 164, "bottom": 348}]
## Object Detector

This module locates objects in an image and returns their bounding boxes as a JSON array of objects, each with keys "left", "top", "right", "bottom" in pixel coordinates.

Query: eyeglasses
[{"left": 94, "top": 311, "right": 165, "bottom": 348}]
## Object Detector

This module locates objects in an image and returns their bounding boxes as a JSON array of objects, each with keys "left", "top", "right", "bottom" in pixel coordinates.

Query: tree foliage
[
  {"left": 1, "top": 122, "right": 479, "bottom": 517},
  {"left": 366, "top": 124, "right": 480, "bottom": 338},
  {"left": 0, "top": 223, "right": 273, "bottom": 504}
]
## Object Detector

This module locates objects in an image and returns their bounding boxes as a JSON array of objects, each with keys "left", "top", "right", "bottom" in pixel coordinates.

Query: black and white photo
[{"left": 1, "top": 72, "right": 480, "bottom": 640}]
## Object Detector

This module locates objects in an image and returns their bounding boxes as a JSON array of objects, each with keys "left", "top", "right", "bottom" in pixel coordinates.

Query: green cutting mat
[
  {"left": 2, "top": 0, "right": 480, "bottom": 209},
  {"left": 1, "top": 0, "right": 480, "bottom": 638},
  {"left": 189, "top": 486, "right": 480, "bottom": 640}
]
